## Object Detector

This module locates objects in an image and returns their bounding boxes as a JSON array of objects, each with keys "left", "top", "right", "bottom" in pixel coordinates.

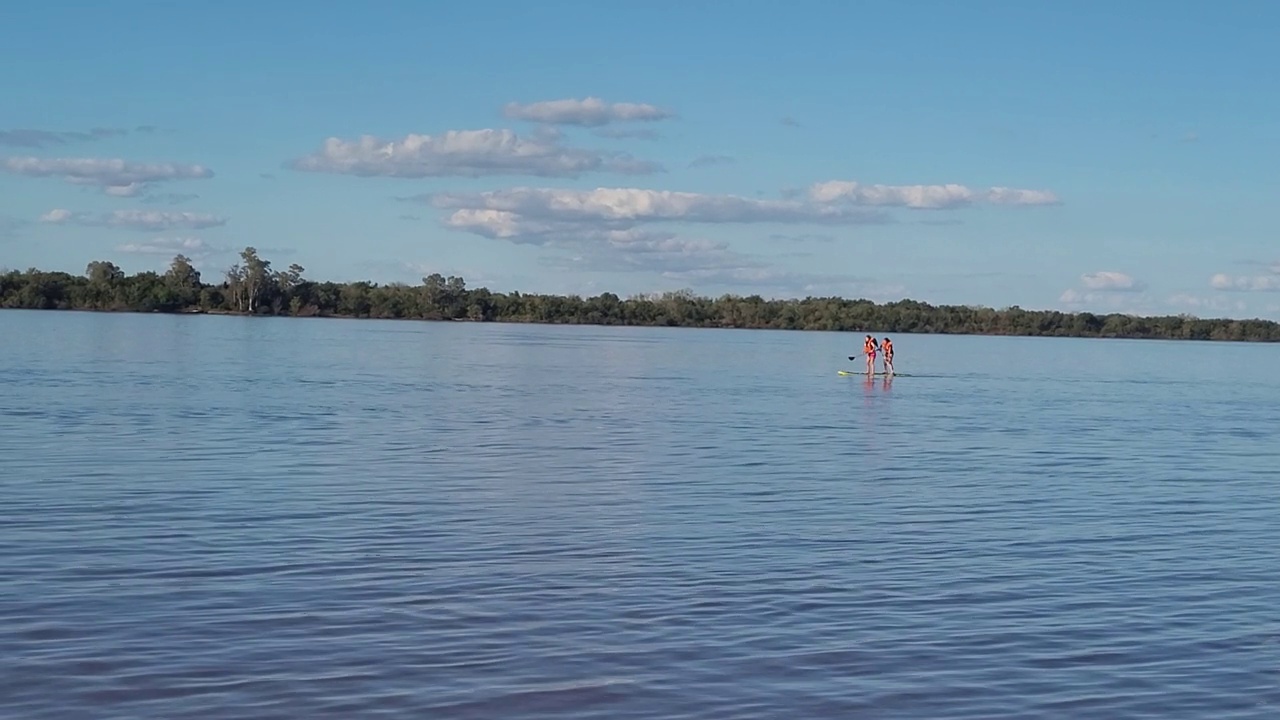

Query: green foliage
[{"left": 2, "top": 249, "right": 1279, "bottom": 341}]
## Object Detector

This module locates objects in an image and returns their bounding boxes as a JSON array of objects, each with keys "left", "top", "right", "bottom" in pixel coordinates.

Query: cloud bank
[
  {"left": 1080, "top": 271, "right": 1143, "bottom": 292},
  {"left": 689, "top": 154, "right": 735, "bottom": 168},
  {"left": 416, "top": 174, "right": 1056, "bottom": 296},
  {"left": 289, "top": 128, "right": 662, "bottom": 178},
  {"left": 2, "top": 157, "right": 213, "bottom": 196},
  {"left": 502, "top": 97, "right": 673, "bottom": 126},
  {"left": 1169, "top": 293, "right": 1248, "bottom": 315},
  {"left": 1210, "top": 266, "right": 1280, "bottom": 292},
  {"left": 40, "top": 208, "right": 227, "bottom": 232},
  {"left": 428, "top": 186, "right": 891, "bottom": 240},
  {"left": 115, "top": 237, "right": 212, "bottom": 256},
  {"left": 808, "top": 180, "right": 1060, "bottom": 209},
  {"left": 1058, "top": 271, "right": 1147, "bottom": 310},
  {"left": 417, "top": 186, "right": 907, "bottom": 296}
]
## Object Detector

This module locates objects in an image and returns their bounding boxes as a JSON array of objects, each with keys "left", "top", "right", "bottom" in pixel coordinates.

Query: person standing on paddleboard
[
  {"left": 881, "top": 337, "right": 894, "bottom": 375},
  {"left": 863, "top": 335, "right": 879, "bottom": 375}
]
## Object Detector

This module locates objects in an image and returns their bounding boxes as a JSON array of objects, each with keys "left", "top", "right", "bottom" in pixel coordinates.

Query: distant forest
[{"left": 3, "top": 247, "right": 1279, "bottom": 341}]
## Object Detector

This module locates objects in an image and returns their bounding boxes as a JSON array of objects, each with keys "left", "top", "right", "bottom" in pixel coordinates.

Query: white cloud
[
  {"left": 115, "top": 237, "right": 215, "bottom": 256},
  {"left": 985, "top": 187, "right": 1062, "bottom": 205},
  {"left": 1168, "top": 293, "right": 1248, "bottom": 314},
  {"left": 419, "top": 177, "right": 1051, "bottom": 297},
  {"left": 1058, "top": 271, "right": 1146, "bottom": 311},
  {"left": 39, "top": 208, "right": 74, "bottom": 223},
  {"left": 39, "top": 208, "right": 227, "bottom": 232},
  {"left": 104, "top": 183, "right": 142, "bottom": 197},
  {"left": 543, "top": 237, "right": 889, "bottom": 299},
  {"left": 420, "top": 186, "right": 897, "bottom": 297},
  {"left": 1210, "top": 272, "right": 1280, "bottom": 292},
  {"left": 428, "top": 186, "right": 889, "bottom": 234},
  {"left": 1080, "top": 271, "right": 1143, "bottom": 292},
  {"left": 289, "top": 128, "right": 662, "bottom": 178},
  {"left": 502, "top": 97, "right": 673, "bottom": 126},
  {"left": 2, "top": 157, "right": 213, "bottom": 195},
  {"left": 542, "top": 229, "right": 758, "bottom": 274},
  {"left": 1057, "top": 289, "right": 1155, "bottom": 316},
  {"left": 808, "top": 180, "right": 1060, "bottom": 209}
]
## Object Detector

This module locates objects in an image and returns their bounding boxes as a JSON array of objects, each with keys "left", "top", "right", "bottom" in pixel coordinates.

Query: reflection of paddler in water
[{"left": 865, "top": 373, "right": 893, "bottom": 390}]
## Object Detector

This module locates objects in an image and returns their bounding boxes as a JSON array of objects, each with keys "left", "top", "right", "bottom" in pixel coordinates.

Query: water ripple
[{"left": 2, "top": 312, "right": 1279, "bottom": 718}]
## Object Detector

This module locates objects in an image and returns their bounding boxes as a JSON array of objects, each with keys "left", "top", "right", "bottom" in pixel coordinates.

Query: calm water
[{"left": 2, "top": 310, "right": 1279, "bottom": 719}]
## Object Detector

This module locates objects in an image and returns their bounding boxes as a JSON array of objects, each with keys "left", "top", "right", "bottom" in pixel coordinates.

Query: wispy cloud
[
  {"left": 1080, "top": 270, "right": 1144, "bottom": 292},
  {"left": 115, "top": 237, "right": 214, "bottom": 256},
  {"left": 1057, "top": 288, "right": 1155, "bottom": 316},
  {"left": 139, "top": 193, "right": 200, "bottom": 206},
  {"left": 288, "top": 128, "right": 663, "bottom": 179},
  {"left": 660, "top": 266, "right": 905, "bottom": 299},
  {"left": 538, "top": 229, "right": 761, "bottom": 274},
  {"left": 40, "top": 208, "right": 227, "bottom": 232},
  {"left": 808, "top": 180, "right": 1061, "bottom": 209},
  {"left": 2, "top": 157, "right": 213, "bottom": 196},
  {"left": 428, "top": 187, "right": 891, "bottom": 236},
  {"left": 780, "top": 117, "right": 801, "bottom": 127},
  {"left": 110, "top": 236, "right": 287, "bottom": 273},
  {"left": 592, "top": 128, "right": 662, "bottom": 141},
  {"left": 536, "top": 228, "right": 893, "bottom": 299},
  {"left": 1059, "top": 271, "right": 1149, "bottom": 312},
  {"left": 502, "top": 97, "right": 673, "bottom": 126},
  {"left": 1168, "top": 292, "right": 1248, "bottom": 315},
  {"left": 1210, "top": 265, "right": 1280, "bottom": 292},
  {"left": 688, "top": 154, "right": 735, "bottom": 168},
  {"left": 0, "top": 126, "right": 151, "bottom": 148},
  {"left": 418, "top": 186, "right": 899, "bottom": 298},
  {"left": 768, "top": 232, "right": 836, "bottom": 243}
]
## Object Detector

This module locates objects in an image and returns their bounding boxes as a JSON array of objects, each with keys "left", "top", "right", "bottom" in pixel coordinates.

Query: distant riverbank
[{"left": 4, "top": 248, "right": 1279, "bottom": 342}]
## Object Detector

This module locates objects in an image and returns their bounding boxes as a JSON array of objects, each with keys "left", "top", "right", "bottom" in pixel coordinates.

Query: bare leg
[{"left": 885, "top": 356, "right": 894, "bottom": 375}]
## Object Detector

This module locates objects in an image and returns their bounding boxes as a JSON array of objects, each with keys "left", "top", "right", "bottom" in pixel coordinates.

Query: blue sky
[{"left": 2, "top": 1, "right": 1278, "bottom": 319}]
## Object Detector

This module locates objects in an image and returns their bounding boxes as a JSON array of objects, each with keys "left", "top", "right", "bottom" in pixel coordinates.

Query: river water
[{"left": 2, "top": 310, "right": 1278, "bottom": 718}]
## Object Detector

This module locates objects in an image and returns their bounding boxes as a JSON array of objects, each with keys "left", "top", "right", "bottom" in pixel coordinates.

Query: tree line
[{"left": 2, "top": 247, "right": 1278, "bottom": 341}]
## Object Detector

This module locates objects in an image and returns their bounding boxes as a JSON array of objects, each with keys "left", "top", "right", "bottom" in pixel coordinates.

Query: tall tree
[
  {"left": 239, "top": 247, "right": 272, "bottom": 313},
  {"left": 86, "top": 260, "right": 124, "bottom": 285},
  {"left": 166, "top": 254, "right": 201, "bottom": 288},
  {"left": 225, "top": 262, "right": 246, "bottom": 312}
]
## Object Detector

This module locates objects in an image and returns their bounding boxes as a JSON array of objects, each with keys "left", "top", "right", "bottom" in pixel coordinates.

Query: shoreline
[
  {"left": 4, "top": 255, "right": 1278, "bottom": 343},
  {"left": 4, "top": 304, "right": 1278, "bottom": 343}
]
